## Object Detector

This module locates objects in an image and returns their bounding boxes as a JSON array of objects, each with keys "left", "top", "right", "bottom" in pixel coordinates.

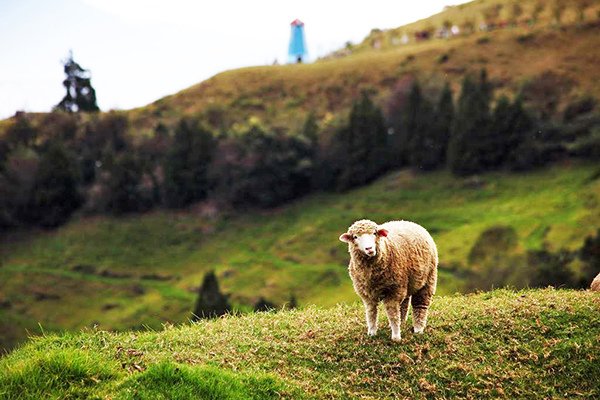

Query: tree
[
  {"left": 433, "top": 83, "right": 455, "bottom": 166},
  {"left": 105, "top": 152, "right": 145, "bottom": 215},
  {"left": 335, "top": 92, "right": 389, "bottom": 190},
  {"left": 447, "top": 71, "right": 493, "bottom": 175},
  {"left": 192, "top": 271, "right": 230, "bottom": 320},
  {"left": 5, "top": 113, "right": 37, "bottom": 148},
  {"left": 386, "top": 75, "right": 417, "bottom": 166},
  {"left": 25, "top": 141, "right": 82, "bottom": 227},
  {"left": 407, "top": 82, "right": 454, "bottom": 170},
  {"left": 405, "top": 81, "right": 435, "bottom": 169},
  {"left": 164, "top": 118, "right": 216, "bottom": 208},
  {"left": 486, "top": 96, "right": 513, "bottom": 167},
  {"left": 209, "top": 126, "right": 313, "bottom": 208},
  {"left": 55, "top": 51, "right": 99, "bottom": 113}
]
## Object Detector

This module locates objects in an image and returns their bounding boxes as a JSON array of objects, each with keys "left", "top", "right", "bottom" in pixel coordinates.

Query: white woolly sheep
[
  {"left": 591, "top": 272, "right": 600, "bottom": 291},
  {"left": 339, "top": 219, "right": 438, "bottom": 342}
]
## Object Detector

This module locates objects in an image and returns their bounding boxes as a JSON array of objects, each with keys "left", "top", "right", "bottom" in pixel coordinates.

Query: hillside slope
[
  {"left": 1, "top": 289, "right": 598, "bottom": 399},
  {"left": 1, "top": 162, "right": 599, "bottom": 351},
  {"left": 126, "top": 0, "right": 600, "bottom": 134}
]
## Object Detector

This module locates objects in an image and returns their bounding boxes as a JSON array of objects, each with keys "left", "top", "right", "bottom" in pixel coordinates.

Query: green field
[
  {"left": 1, "top": 162, "right": 599, "bottom": 351},
  {"left": 1, "top": 289, "right": 598, "bottom": 399}
]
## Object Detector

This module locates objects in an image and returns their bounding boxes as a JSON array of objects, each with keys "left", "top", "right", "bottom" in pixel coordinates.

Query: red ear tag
[{"left": 378, "top": 229, "right": 388, "bottom": 237}]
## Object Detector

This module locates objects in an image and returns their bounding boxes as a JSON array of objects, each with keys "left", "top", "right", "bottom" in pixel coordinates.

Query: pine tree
[
  {"left": 55, "top": 51, "right": 99, "bottom": 113},
  {"left": 192, "top": 271, "right": 230, "bottom": 320},
  {"left": 433, "top": 83, "right": 454, "bottom": 166},
  {"left": 447, "top": 71, "right": 492, "bottom": 175},
  {"left": 491, "top": 95, "right": 533, "bottom": 168},
  {"left": 405, "top": 81, "right": 436, "bottom": 170},
  {"left": 26, "top": 141, "right": 82, "bottom": 227},
  {"left": 336, "top": 92, "right": 388, "bottom": 190},
  {"left": 164, "top": 118, "right": 216, "bottom": 208}
]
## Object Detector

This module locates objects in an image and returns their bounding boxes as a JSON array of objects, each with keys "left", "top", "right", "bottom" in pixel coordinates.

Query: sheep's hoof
[
  {"left": 413, "top": 327, "right": 425, "bottom": 334},
  {"left": 391, "top": 334, "right": 402, "bottom": 342},
  {"left": 367, "top": 329, "right": 377, "bottom": 337}
]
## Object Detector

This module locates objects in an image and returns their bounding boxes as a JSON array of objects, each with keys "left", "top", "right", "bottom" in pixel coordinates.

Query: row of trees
[{"left": 1, "top": 69, "right": 598, "bottom": 229}]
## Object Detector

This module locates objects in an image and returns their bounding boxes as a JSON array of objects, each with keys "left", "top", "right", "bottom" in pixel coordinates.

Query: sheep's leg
[
  {"left": 400, "top": 296, "right": 410, "bottom": 324},
  {"left": 363, "top": 299, "right": 378, "bottom": 336},
  {"left": 384, "top": 299, "right": 402, "bottom": 342},
  {"left": 411, "top": 285, "right": 434, "bottom": 334}
]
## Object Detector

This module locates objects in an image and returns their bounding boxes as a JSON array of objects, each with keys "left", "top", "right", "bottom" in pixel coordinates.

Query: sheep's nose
[{"left": 365, "top": 247, "right": 373, "bottom": 251}]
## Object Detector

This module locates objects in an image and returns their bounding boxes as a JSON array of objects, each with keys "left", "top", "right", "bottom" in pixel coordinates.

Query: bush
[
  {"left": 508, "top": 139, "right": 544, "bottom": 171},
  {"left": 25, "top": 141, "right": 82, "bottom": 227},
  {"left": 563, "top": 96, "right": 596, "bottom": 122}
]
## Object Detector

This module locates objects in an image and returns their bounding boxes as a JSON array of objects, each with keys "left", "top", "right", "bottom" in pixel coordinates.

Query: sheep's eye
[{"left": 353, "top": 235, "right": 357, "bottom": 240}]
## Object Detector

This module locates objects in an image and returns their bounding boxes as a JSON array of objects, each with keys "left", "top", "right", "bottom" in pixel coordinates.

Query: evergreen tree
[
  {"left": 485, "top": 95, "right": 513, "bottom": 167},
  {"left": 447, "top": 71, "right": 492, "bottom": 175},
  {"left": 432, "top": 83, "right": 454, "bottom": 166},
  {"left": 25, "top": 141, "right": 82, "bottom": 227},
  {"left": 164, "top": 118, "right": 216, "bottom": 208},
  {"left": 55, "top": 51, "right": 99, "bottom": 113},
  {"left": 492, "top": 95, "right": 534, "bottom": 168},
  {"left": 405, "top": 81, "right": 437, "bottom": 170},
  {"left": 192, "top": 271, "right": 230, "bottom": 320},
  {"left": 336, "top": 92, "right": 388, "bottom": 190}
]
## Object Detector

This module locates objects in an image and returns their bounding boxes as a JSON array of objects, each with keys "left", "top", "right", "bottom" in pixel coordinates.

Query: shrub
[{"left": 563, "top": 96, "right": 596, "bottom": 122}]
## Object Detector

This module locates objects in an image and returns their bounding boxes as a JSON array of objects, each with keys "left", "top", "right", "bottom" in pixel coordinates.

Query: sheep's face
[{"left": 339, "top": 219, "right": 388, "bottom": 258}]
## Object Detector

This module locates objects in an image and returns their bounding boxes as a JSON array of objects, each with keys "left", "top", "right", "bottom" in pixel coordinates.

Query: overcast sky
[{"left": 0, "top": 0, "right": 469, "bottom": 119}]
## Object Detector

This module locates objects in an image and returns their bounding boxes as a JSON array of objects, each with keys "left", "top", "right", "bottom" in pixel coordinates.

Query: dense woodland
[{"left": 1, "top": 69, "right": 598, "bottom": 229}]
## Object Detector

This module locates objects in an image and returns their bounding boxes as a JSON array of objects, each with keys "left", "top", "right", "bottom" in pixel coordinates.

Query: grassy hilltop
[
  {"left": 1, "top": 162, "right": 599, "bottom": 351},
  {"left": 1, "top": 289, "right": 598, "bottom": 399},
  {"left": 126, "top": 0, "right": 600, "bottom": 134}
]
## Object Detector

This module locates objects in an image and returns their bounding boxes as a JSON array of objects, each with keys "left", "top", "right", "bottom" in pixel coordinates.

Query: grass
[
  {"left": 1, "top": 289, "right": 598, "bottom": 398},
  {"left": 1, "top": 162, "right": 599, "bottom": 351}
]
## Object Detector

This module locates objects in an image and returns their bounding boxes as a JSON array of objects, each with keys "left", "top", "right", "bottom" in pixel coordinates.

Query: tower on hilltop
[{"left": 288, "top": 19, "right": 307, "bottom": 63}]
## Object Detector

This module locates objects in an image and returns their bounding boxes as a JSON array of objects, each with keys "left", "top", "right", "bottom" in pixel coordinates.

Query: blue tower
[{"left": 288, "top": 19, "right": 307, "bottom": 63}]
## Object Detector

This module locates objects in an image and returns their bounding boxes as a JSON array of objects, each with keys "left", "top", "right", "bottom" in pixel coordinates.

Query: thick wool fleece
[
  {"left": 344, "top": 219, "right": 438, "bottom": 340},
  {"left": 591, "top": 273, "right": 600, "bottom": 291}
]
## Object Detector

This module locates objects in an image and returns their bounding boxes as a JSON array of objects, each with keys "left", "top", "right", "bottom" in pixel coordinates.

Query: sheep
[
  {"left": 339, "top": 219, "right": 438, "bottom": 342},
  {"left": 591, "top": 272, "right": 600, "bottom": 292}
]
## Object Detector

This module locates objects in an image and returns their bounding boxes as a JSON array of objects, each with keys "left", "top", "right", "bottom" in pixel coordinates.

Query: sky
[{"left": 0, "top": 0, "right": 469, "bottom": 119}]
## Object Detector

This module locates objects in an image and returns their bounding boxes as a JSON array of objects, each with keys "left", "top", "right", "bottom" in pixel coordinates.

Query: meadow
[
  {"left": 2, "top": 162, "right": 598, "bottom": 351},
  {"left": 1, "top": 289, "right": 598, "bottom": 398}
]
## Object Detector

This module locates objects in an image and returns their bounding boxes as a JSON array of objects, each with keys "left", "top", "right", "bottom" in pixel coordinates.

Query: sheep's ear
[
  {"left": 377, "top": 228, "right": 388, "bottom": 237},
  {"left": 339, "top": 233, "right": 353, "bottom": 243}
]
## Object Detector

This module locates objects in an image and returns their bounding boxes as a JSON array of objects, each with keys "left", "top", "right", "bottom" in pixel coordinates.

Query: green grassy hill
[
  {"left": 1, "top": 289, "right": 598, "bottom": 399},
  {"left": 1, "top": 162, "right": 599, "bottom": 351}
]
